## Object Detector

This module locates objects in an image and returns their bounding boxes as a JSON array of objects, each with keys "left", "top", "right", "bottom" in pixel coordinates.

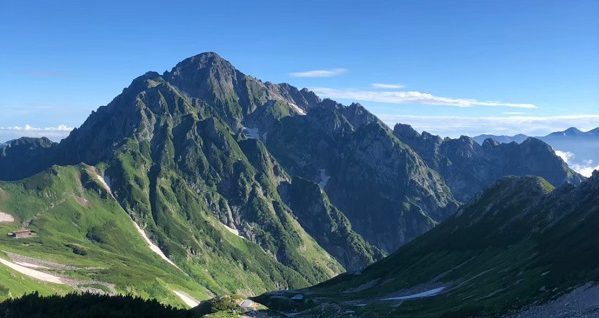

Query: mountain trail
[
  {"left": 0, "top": 257, "right": 64, "bottom": 284},
  {"left": 3, "top": 251, "right": 78, "bottom": 270},
  {"left": 14, "top": 261, "right": 49, "bottom": 269}
]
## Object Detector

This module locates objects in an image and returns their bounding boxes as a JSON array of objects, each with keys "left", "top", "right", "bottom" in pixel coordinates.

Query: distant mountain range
[
  {"left": 394, "top": 124, "right": 582, "bottom": 201},
  {"left": 0, "top": 52, "right": 592, "bottom": 315},
  {"left": 474, "top": 127, "right": 599, "bottom": 177}
]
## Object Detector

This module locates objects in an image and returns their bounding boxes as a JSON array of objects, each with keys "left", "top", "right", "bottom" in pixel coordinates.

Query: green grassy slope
[
  {"left": 96, "top": 83, "right": 344, "bottom": 291},
  {"left": 1, "top": 70, "right": 350, "bottom": 304},
  {"left": 256, "top": 174, "right": 599, "bottom": 317},
  {"left": 0, "top": 161, "right": 341, "bottom": 306},
  {"left": 0, "top": 165, "right": 208, "bottom": 307}
]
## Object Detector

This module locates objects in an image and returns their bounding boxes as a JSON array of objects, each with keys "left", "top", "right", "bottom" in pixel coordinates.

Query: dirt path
[
  {"left": 4, "top": 251, "right": 77, "bottom": 270},
  {"left": 2, "top": 251, "right": 116, "bottom": 294},
  {"left": 14, "top": 261, "right": 49, "bottom": 269},
  {"left": 172, "top": 290, "right": 199, "bottom": 308},
  {"left": 0, "top": 257, "right": 64, "bottom": 284}
]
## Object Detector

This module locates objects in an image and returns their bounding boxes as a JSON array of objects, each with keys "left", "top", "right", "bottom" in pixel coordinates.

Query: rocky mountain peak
[
  {"left": 564, "top": 127, "right": 582, "bottom": 135},
  {"left": 482, "top": 138, "right": 500, "bottom": 147},
  {"left": 393, "top": 123, "right": 421, "bottom": 140},
  {"left": 520, "top": 137, "right": 556, "bottom": 153},
  {"left": 162, "top": 52, "right": 240, "bottom": 102},
  {"left": 546, "top": 126, "right": 584, "bottom": 138},
  {"left": 3, "top": 136, "right": 55, "bottom": 149},
  {"left": 590, "top": 169, "right": 599, "bottom": 187},
  {"left": 169, "top": 51, "right": 232, "bottom": 75}
]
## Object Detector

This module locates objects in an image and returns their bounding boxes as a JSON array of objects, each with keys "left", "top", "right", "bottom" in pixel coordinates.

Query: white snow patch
[
  {"left": 240, "top": 299, "right": 257, "bottom": 309},
  {"left": 318, "top": 169, "right": 330, "bottom": 188},
  {"left": 242, "top": 127, "right": 260, "bottom": 139},
  {"left": 15, "top": 261, "right": 49, "bottom": 269},
  {"left": 93, "top": 172, "right": 113, "bottom": 195},
  {"left": 0, "top": 211, "right": 14, "bottom": 223},
  {"left": 381, "top": 287, "right": 446, "bottom": 301},
  {"left": 103, "top": 175, "right": 112, "bottom": 191},
  {"left": 222, "top": 223, "right": 244, "bottom": 239},
  {"left": 0, "top": 257, "right": 64, "bottom": 284},
  {"left": 173, "top": 290, "right": 199, "bottom": 308},
  {"left": 288, "top": 103, "right": 307, "bottom": 116},
  {"left": 132, "top": 220, "right": 180, "bottom": 269}
]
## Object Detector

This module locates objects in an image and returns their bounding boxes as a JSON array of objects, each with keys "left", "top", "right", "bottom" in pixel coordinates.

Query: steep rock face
[
  {"left": 264, "top": 102, "right": 458, "bottom": 252},
  {"left": 258, "top": 173, "right": 599, "bottom": 317},
  {"left": 393, "top": 123, "right": 583, "bottom": 201},
  {"left": 65, "top": 74, "right": 345, "bottom": 288},
  {"left": 282, "top": 177, "right": 385, "bottom": 272}
]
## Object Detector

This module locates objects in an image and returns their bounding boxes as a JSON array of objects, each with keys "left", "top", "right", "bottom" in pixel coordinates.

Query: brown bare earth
[{"left": 72, "top": 194, "right": 90, "bottom": 207}]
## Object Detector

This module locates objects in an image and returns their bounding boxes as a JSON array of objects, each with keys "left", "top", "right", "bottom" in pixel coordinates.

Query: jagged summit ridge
[{"left": 392, "top": 123, "right": 583, "bottom": 201}]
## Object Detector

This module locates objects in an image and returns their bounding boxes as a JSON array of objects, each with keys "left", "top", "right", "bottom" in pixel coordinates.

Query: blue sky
[{"left": 1, "top": 0, "right": 598, "bottom": 141}]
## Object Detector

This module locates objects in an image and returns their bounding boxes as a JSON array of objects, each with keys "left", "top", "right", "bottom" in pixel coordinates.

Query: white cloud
[
  {"left": 371, "top": 83, "right": 404, "bottom": 89},
  {"left": 554, "top": 150, "right": 598, "bottom": 177},
  {"left": 0, "top": 124, "right": 73, "bottom": 132},
  {"left": 571, "top": 161, "right": 599, "bottom": 177},
  {"left": 377, "top": 114, "right": 599, "bottom": 137},
  {"left": 0, "top": 124, "right": 73, "bottom": 142},
  {"left": 289, "top": 68, "right": 347, "bottom": 78},
  {"left": 554, "top": 150, "right": 574, "bottom": 163},
  {"left": 311, "top": 87, "right": 537, "bottom": 109}
]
